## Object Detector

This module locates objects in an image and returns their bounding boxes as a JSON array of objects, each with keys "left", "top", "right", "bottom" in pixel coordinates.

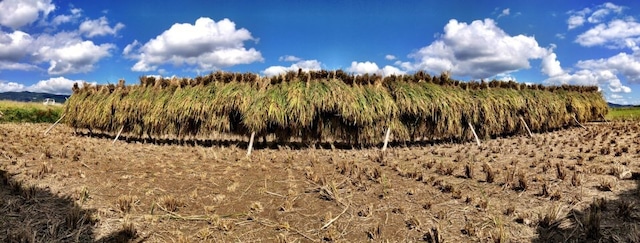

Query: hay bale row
[{"left": 63, "top": 70, "right": 608, "bottom": 145}]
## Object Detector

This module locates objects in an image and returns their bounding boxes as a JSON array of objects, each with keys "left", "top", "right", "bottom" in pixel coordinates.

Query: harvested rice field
[{"left": 1, "top": 122, "right": 640, "bottom": 242}]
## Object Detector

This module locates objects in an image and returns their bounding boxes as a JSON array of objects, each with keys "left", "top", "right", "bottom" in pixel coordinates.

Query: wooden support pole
[
  {"left": 519, "top": 117, "right": 533, "bottom": 138},
  {"left": 113, "top": 126, "right": 124, "bottom": 144},
  {"left": 44, "top": 113, "right": 65, "bottom": 136},
  {"left": 600, "top": 114, "right": 610, "bottom": 124},
  {"left": 382, "top": 126, "right": 391, "bottom": 151},
  {"left": 468, "top": 122, "right": 480, "bottom": 146},
  {"left": 247, "top": 132, "right": 256, "bottom": 157},
  {"left": 573, "top": 115, "right": 586, "bottom": 129}
]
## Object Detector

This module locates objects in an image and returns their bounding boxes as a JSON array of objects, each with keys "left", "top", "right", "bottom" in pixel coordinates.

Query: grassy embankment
[
  {"left": 0, "top": 100, "right": 63, "bottom": 123},
  {"left": 606, "top": 106, "right": 640, "bottom": 121}
]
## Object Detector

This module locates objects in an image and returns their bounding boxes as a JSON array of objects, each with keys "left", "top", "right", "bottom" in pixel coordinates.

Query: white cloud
[
  {"left": 545, "top": 69, "right": 631, "bottom": 94},
  {"left": 575, "top": 19, "right": 640, "bottom": 50},
  {"left": 31, "top": 32, "right": 115, "bottom": 75},
  {"left": 567, "top": 15, "right": 587, "bottom": 30},
  {"left": 279, "top": 55, "right": 301, "bottom": 62},
  {"left": 51, "top": 8, "right": 82, "bottom": 26},
  {"left": 498, "top": 8, "right": 510, "bottom": 18},
  {"left": 0, "top": 80, "right": 26, "bottom": 92},
  {"left": 587, "top": 2, "right": 623, "bottom": 24},
  {"left": 542, "top": 49, "right": 637, "bottom": 94},
  {"left": 541, "top": 52, "right": 564, "bottom": 77},
  {"left": 385, "top": 55, "right": 396, "bottom": 60},
  {"left": 567, "top": 3, "right": 622, "bottom": 30},
  {"left": 347, "top": 61, "right": 379, "bottom": 74},
  {"left": 78, "top": 16, "right": 125, "bottom": 38},
  {"left": 0, "top": 30, "right": 34, "bottom": 62},
  {"left": 567, "top": 7, "right": 591, "bottom": 29},
  {"left": 0, "top": 5, "right": 118, "bottom": 75},
  {"left": 26, "top": 77, "right": 88, "bottom": 95},
  {"left": 263, "top": 59, "right": 322, "bottom": 76},
  {"left": 122, "top": 40, "right": 140, "bottom": 56},
  {"left": 0, "top": 61, "right": 39, "bottom": 71},
  {"left": 0, "top": 77, "right": 91, "bottom": 95},
  {"left": 381, "top": 65, "right": 406, "bottom": 76},
  {"left": 0, "top": 0, "right": 56, "bottom": 29},
  {"left": 494, "top": 73, "right": 517, "bottom": 81},
  {"left": 408, "top": 19, "right": 551, "bottom": 79},
  {"left": 346, "top": 61, "right": 406, "bottom": 76},
  {"left": 127, "top": 17, "right": 263, "bottom": 72},
  {"left": 576, "top": 52, "right": 640, "bottom": 83},
  {"left": 610, "top": 94, "right": 623, "bottom": 99}
]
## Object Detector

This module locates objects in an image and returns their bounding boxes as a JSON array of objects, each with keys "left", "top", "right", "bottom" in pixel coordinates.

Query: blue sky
[{"left": 1, "top": 0, "right": 639, "bottom": 104}]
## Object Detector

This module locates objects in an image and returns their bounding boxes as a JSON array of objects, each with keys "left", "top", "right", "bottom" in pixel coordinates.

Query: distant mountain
[
  {"left": 0, "top": 91, "right": 69, "bottom": 104},
  {"left": 608, "top": 102, "right": 640, "bottom": 108}
]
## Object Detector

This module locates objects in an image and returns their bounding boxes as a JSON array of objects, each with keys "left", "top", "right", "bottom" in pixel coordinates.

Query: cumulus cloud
[
  {"left": 346, "top": 61, "right": 406, "bottom": 76},
  {"left": 79, "top": 16, "right": 125, "bottom": 38},
  {"left": 494, "top": 73, "right": 517, "bottom": 82},
  {"left": 576, "top": 52, "right": 640, "bottom": 83},
  {"left": 575, "top": 19, "right": 640, "bottom": 50},
  {"left": 0, "top": 30, "right": 34, "bottom": 62},
  {"left": 546, "top": 69, "right": 631, "bottom": 93},
  {"left": 31, "top": 32, "right": 115, "bottom": 75},
  {"left": 544, "top": 58, "right": 633, "bottom": 94},
  {"left": 0, "top": 6, "right": 117, "bottom": 75},
  {"left": 541, "top": 52, "right": 564, "bottom": 77},
  {"left": 408, "top": 19, "right": 551, "bottom": 79},
  {"left": 381, "top": 65, "right": 406, "bottom": 76},
  {"left": 0, "top": 77, "right": 90, "bottom": 95},
  {"left": 385, "top": 54, "right": 396, "bottom": 60},
  {"left": 0, "top": 0, "right": 56, "bottom": 29},
  {"left": 127, "top": 17, "right": 263, "bottom": 72},
  {"left": 263, "top": 59, "right": 322, "bottom": 76},
  {"left": 542, "top": 48, "right": 636, "bottom": 94},
  {"left": 26, "top": 77, "right": 89, "bottom": 95},
  {"left": 347, "top": 61, "right": 379, "bottom": 74},
  {"left": 0, "top": 80, "right": 26, "bottom": 92}
]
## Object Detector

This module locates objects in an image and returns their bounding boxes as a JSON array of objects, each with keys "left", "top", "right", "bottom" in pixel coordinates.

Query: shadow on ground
[
  {"left": 75, "top": 128, "right": 566, "bottom": 151},
  {"left": 532, "top": 172, "right": 640, "bottom": 242},
  {"left": 0, "top": 169, "right": 139, "bottom": 243}
]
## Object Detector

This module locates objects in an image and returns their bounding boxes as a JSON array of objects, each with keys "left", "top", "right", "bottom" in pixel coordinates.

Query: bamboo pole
[
  {"left": 247, "top": 132, "right": 256, "bottom": 157},
  {"left": 382, "top": 126, "right": 391, "bottom": 151},
  {"left": 113, "top": 126, "right": 124, "bottom": 144},
  {"left": 468, "top": 122, "right": 480, "bottom": 146},
  {"left": 600, "top": 114, "right": 610, "bottom": 124},
  {"left": 519, "top": 117, "right": 533, "bottom": 138},
  {"left": 44, "top": 113, "right": 65, "bottom": 136},
  {"left": 572, "top": 115, "right": 586, "bottom": 129}
]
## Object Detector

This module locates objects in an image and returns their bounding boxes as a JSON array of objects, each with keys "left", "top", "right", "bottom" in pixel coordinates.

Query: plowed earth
[{"left": 1, "top": 122, "right": 640, "bottom": 242}]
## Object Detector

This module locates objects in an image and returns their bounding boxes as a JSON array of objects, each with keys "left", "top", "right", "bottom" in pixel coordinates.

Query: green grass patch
[
  {"left": 606, "top": 107, "right": 640, "bottom": 121},
  {"left": 0, "top": 100, "right": 64, "bottom": 123}
]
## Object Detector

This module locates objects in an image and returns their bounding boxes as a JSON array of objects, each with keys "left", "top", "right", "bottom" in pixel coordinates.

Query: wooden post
[
  {"left": 382, "top": 126, "right": 391, "bottom": 151},
  {"left": 519, "top": 117, "right": 533, "bottom": 138},
  {"left": 600, "top": 114, "right": 609, "bottom": 124},
  {"left": 44, "top": 113, "right": 65, "bottom": 136},
  {"left": 113, "top": 125, "right": 124, "bottom": 144},
  {"left": 572, "top": 115, "right": 586, "bottom": 129},
  {"left": 468, "top": 122, "right": 480, "bottom": 146},
  {"left": 247, "top": 132, "right": 256, "bottom": 157}
]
